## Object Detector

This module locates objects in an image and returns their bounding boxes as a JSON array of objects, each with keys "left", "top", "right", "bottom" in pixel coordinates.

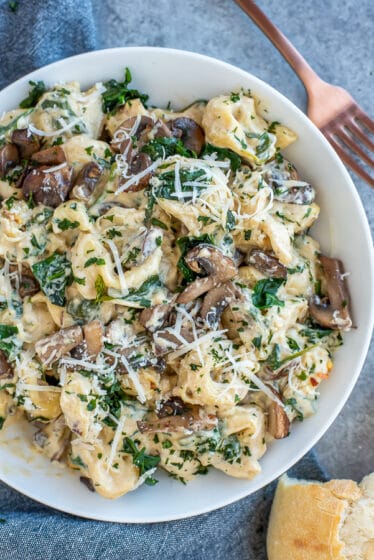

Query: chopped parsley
[
  {"left": 123, "top": 437, "right": 160, "bottom": 486},
  {"left": 55, "top": 218, "right": 80, "bottom": 231},
  {"left": 84, "top": 257, "right": 106, "bottom": 268}
]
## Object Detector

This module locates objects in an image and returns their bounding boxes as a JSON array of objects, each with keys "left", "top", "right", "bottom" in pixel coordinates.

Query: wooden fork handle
[{"left": 234, "top": 0, "right": 322, "bottom": 93}]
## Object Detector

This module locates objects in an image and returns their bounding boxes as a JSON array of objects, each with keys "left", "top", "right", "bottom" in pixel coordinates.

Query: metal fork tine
[
  {"left": 355, "top": 108, "right": 374, "bottom": 134},
  {"left": 346, "top": 120, "right": 374, "bottom": 152},
  {"left": 334, "top": 129, "right": 374, "bottom": 170},
  {"left": 326, "top": 134, "right": 374, "bottom": 187}
]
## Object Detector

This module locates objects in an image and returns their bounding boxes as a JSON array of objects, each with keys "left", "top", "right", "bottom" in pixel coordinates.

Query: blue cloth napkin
[{"left": 0, "top": 2, "right": 328, "bottom": 558}]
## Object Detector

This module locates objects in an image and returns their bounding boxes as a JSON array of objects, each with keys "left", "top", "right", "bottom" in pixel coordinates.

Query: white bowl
[{"left": 0, "top": 47, "right": 373, "bottom": 523}]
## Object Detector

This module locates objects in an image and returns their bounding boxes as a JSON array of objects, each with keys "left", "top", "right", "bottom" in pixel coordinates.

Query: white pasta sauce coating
[{"left": 0, "top": 77, "right": 350, "bottom": 500}]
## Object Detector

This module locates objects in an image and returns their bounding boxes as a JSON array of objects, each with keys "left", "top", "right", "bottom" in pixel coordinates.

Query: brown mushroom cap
[
  {"left": 0, "top": 143, "right": 19, "bottom": 179},
  {"left": 31, "top": 146, "right": 66, "bottom": 166},
  {"left": 200, "top": 281, "right": 242, "bottom": 327},
  {"left": 35, "top": 325, "right": 83, "bottom": 365},
  {"left": 309, "top": 255, "right": 352, "bottom": 330},
  {"left": 9, "top": 264, "right": 39, "bottom": 298},
  {"left": 247, "top": 248, "right": 287, "bottom": 278},
  {"left": 168, "top": 117, "right": 205, "bottom": 154},
  {"left": 22, "top": 164, "right": 74, "bottom": 207},
  {"left": 11, "top": 128, "right": 40, "bottom": 159},
  {"left": 177, "top": 245, "right": 237, "bottom": 304},
  {"left": 268, "top": 401, "right": 290, "bottom": 439},
  {"left": 0, "top": 350, "right": 13, "bottom": 379},
  {"left": 70, "top": 162, "right": 103, "bottom": 201}
]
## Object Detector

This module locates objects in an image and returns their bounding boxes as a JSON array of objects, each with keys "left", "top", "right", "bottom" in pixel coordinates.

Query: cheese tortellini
[{"left": 0, "top": 71, "right": 351, "bottom": 500}]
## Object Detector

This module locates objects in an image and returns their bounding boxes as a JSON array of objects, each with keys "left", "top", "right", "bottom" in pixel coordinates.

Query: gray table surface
[{"left": 92, "top": 0, "right": 374, "bottom": 480}]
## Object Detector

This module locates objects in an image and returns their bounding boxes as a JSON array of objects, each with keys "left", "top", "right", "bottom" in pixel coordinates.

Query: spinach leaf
[
  {"left": 156, "top": 168, "right": 209, "bottom": 201},
  {"left": 141, "top": 137, "right": 196, "bottom": 160},
  {"left": 66, "top": 299, "right": 100, "bottom": 325},
  {"left": 0, "top": 109, "right": 33, "bottom": 141},
  {"left": 265, "top": 343, "right": 282, "bottom": 370},
  {"left": 202, "top": 143, "right": 242, "bottom": 171},
  {"left": 32, "top": 252, "right": 71, "bottom": 306},
  {"left": 123, "top": 275, "right": 161, "bottom": 308},
  {"left": 102, "top": 68, "right": 149, "bottom": 114},
  {"left": 176, "top": 234, "right": 215, "bottom": 282},
  {"left": 19, "top": 80, "right": 47, "bottom": 109},
  {"left": 284, "top": 398, "right": 304, "bottom": 421},
  {"left": 123, "top": 437, "right": 160, "bottom": 486},
  {"left": 226, "top": 209, "right": 236, "bottom": 232},
  {"left": 252, "top": 278, "right": 285, "bottom": 309},
  {"left": 0, "top": 324, "right": 20, "bottom": 359},
  {"left": 94, "top": 275, "right": 107, "bottom": 304},
  {"left": 145, "top": 168, "right": 209, "bottom": 224},
  {"left": 245, "top": 131, "right": 271, "bottom": 157},
  {"left": 71, "top": 455, "right": 87, "bottom": 469},
  {"left": 300, "top": 327, "right": 333, "bottom": 343}
]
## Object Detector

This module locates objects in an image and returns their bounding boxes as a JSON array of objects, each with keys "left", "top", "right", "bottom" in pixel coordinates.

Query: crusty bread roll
[{"left": 267, "top": 473, "right": 374, "bottom": 560}]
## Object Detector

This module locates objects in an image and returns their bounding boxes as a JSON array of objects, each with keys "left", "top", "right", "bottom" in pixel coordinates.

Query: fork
[{"left": 235, "top": 0, "right": 374, "bottom": 188}]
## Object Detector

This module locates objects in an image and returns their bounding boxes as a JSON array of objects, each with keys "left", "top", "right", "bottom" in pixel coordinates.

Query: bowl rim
[{"left": 0, "top": 45, "right": 373, "bottom": 523}]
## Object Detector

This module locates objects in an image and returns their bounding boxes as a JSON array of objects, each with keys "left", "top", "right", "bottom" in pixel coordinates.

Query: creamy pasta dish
[{"left": 0, "top": 70, "right": 352, "bottom": 498}]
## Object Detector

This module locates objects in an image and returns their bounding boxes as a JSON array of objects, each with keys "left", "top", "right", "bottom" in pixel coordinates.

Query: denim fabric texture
[{"left": 0, "top": 1, "right": 327, "bottom": 558}]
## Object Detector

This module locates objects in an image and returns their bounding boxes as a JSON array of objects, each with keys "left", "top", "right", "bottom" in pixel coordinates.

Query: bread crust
[{"left": 267, "top": 475, "right": 362, "bottom": 560}]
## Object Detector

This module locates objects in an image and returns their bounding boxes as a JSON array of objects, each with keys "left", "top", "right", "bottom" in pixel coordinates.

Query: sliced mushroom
[
  {"left": 0, "top": 350, "right": 13, "bottom": 379},
  {"left": 33, "top": 414, "right": 71, "bottom": 461},
  {"left": 95, "top": 200, "right": 126, "bottom": 216},
  {"left": 31, "top": 146, "right": 66, "bottom": 166},
  {"left": 70, "top": 320, "right": 103, "bottom": 360},
  {"left": 153, "top": 326, "right": 194, "bottom": 356},
  {"left": 200, "top": 281, "right": 241, "bottom": 327},
  {"left": 70, "top": 162, "right": 103, "bottom": 201},
  {"left": 128, "top": 152, "right": 153, "bottom": 191},
  {"left": 168, "top": 117, "right": 205, "bottom": 154},
  {"left": 246, "top": 249, "right": 287, "bottom": 278},
  {"left": 11, "top": 128, "right": 40, "bottom": 159},
  {"left": 177, "top": 245, "right": 237, "bottom": 304},
  {"left": 153, "top": 119, "right": 173, "bottom": 139},
  {"left": 157, "top": 397, "right": 185, "bottom": 418},
  {"left": 9, "top": 264, "right": 40, "bottom": 298},
  {"left": 309, "top": 255, "right": 352, "bottom": 330},
  {"left": 116, "top": 345, "right": 166, "bottom": 372},
  {"left": 111, "top": 115, "right": 154, "bottom": 153},
  {"left": 268, "top": 401, "right": 290, "bottom": 439},
  {"left": 80, "top": 476, "right": 95, "bottom": 492},
  {"left": 137, "top": 405, "right": 217, "bottom": 434},
  {"left": 83, "top": 320, "right": 103, "bottom": 358},
  {"left": 22, "top": 164, "right": 74, "bottom": 207},
  {"left": 265, "top": 159, "right": 315, "bottom": 205},
  {"left": 139, "top": 302, "right": 173, "bottom": 333},
  {"left": 0, "top": 143, "right": 19, "bottom": 179},
  {"left": 35, "top": 325, "right": 83, "bottom": 366}
]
